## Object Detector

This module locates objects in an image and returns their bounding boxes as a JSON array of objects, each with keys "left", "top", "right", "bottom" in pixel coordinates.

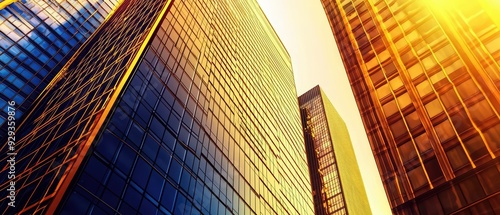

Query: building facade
[
  {"left": 299, "top": 86, "right": 371, "bottom": 215},
  {"left": 0, "top": 0, "right": 315, "bottom": 214},
  {"left": 319, "top": 0, "right": 500, "bottom": 214},
  {"left": 0, "top": 0, "right": 121, "bottom": 139}
]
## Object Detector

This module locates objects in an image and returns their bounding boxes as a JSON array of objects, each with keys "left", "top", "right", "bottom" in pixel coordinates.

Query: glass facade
[
  {"left": 0, "top": 0, "right": 314, "bottom": 214},
  {"left": 299, "top": 86, "right": 371, "bottom": 215},
  {"left": 319, "top": 0, "right": 500, "bottom": 214},
  {"left": 0, "top": 0, "right": 121, "bottom": 140}
]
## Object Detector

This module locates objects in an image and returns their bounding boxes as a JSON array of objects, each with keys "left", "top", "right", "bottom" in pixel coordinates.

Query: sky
[{"left": 256, "top": 0, "right": 392, "bottom": 214}]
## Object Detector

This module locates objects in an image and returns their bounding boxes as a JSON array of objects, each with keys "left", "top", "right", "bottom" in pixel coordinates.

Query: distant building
[
  {"left": 299, "top": 85, "right": 371, "bottom": 215},
  {"left": 320, "top": 0, "right": 500, "bottom": 214}
]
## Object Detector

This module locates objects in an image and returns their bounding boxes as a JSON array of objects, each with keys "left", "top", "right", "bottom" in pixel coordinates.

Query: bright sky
[{"left": 256, "top": 1, "right": 392, "bottom": 214}]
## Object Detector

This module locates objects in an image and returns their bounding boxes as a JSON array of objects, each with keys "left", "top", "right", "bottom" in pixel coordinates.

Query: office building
[
  {"left": 0, "top": 0, "right": 314, "bottom": 214},
  {"left": 319, "top": 0, "right": 500, "bottom": 214},
  {"left": 299, "top": 85, "right": 371, "bottom": 215},
  {"left": 0, "top": 0, "right": 121, "bottom": 139}
]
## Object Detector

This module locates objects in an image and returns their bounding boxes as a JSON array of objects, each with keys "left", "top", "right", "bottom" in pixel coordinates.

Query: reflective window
[
  {"left": 446, "top": 146, "right": 470, "bottom": 171},
  {"left": 408, "top": 165, "right": 427, "bottom": 190},
  {"left": 459, "top": 176, "right": 486, "bottom": 203},
  {"left": 424, "top": 98, "right": 443, "bottom": 118}
]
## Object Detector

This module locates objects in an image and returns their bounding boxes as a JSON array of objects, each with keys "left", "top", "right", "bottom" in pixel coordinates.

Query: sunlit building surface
[
  {"left": 319, "top": 0, "right": 500, "bottom": 214},
  {"left": 0, "top": 0, "right": 121, "bottom": 139},
  {"left": 299, "top": 85, "right": 371, "bottom": 215},
  {"left": 0, "top": 0, "right": 314, "bottom": 214}
]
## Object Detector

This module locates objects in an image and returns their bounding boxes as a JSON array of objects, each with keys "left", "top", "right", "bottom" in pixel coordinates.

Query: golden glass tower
[
  {"left": 0, "top": 0, "right": 314, "bottom": 214},
  {"left": 299, "top": 86, "right": 371, "bottom": 215},
  {"left": 319, "top": 0, "right": 500, "bottom": 214}
]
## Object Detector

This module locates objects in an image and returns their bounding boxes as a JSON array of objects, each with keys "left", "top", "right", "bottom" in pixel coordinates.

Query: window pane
[
  {"left": 408, "top": 165, "right": 428, "bottom": 190},
  {"left": 459, "top": 176, "right": 486, "bottom": 203},
  {"left": 468, "top": 99, "right": 494, "bottom": 124},
  {"left": 450, "top": 108, "right": 472, "bottom": 134},
  {"left": 389, "top": 76, "right": 404, "bottom": 90},
  {"left": 390, "top": 118, "right": 408, "bottom": 138},
  {"left": 408, "top": 63, "right": 424, "bottom": 79},
  {"left": 416, "top": 80, "right": 433, "bottom": 98},
  {"left": 477, "top": 164, "right": 500, "bottom": 195},
  {"left": 425, "top": 99, "right": 443, "bottom": 118},
  {"left": 376, "top": 83, "right": 391, "bottom": 99},
  {"left": 440, "top": 89, "right": 460, "bottom": 109},
  {"left": 383, "top": 100, "right": 399, "bottom": 117},
  {"left": 397, "top": 93, "right": 412, "bottom": 109},
  {"left": 435, "top": 120, "right": 455, "bottom": 142},
  {"left": 398, "top": 141, "right": 417, "bottom": 163},
  {"left": 456, "top": 79, "right": 479, "bottom": 100},
  {"left": 438, "top": 187, "right": 465, "bottom": 214},
  {"left": 418, "top": 196, "right": 444, "bottom": 215},
  {"left": 415, "top": 133, "right": 432, "bottom": 154},
  {"left": 424, "top": 157, "right": 443, "bottom": 181},
  {"left": 446, "top": 146, "right": 469, "bottom": 171},
  {"left": 405, "top": 111, "right": 421, "bottom": 130},
  {"left": 463, "top": 135, "right": 488, "bottom": 161},
  {"left": 484, "top": 124, "right": 500, "bottom": 152}
]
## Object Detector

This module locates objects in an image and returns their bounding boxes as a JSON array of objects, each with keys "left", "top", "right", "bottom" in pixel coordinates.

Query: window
[
  {"left": 485, "top": 37, "right": 500, "bottom": 54},
  {"left": 478, "top": 164, "right": 500, "bottom": 195},
  {"left": 418, "top": 196, "right": 444, "bottom": 215},
  {"left": 463, "top": 135, "right": 488, "bottom": 161},
  {"left": 434, "top": 43, "right": 456, "bottom": 62},
  {"left": 370, "top": 69, "right": 385, "bottom": 85},
  {"left": 415, "top": 80, "right": 432, "bottom": 98},
  {"left": 425, "top": 99, "right": 443, "bottom": 118},
  {"left": 398, "top": 141, "right": 417, "bottom": 163},
  {"left": 421, "top": 56, "right": 437, "bottom": 72},
  {"left": 414, "top": 133, "right": 432, "bottom": 154},
  {"left": 457, "top": 79, "right": 479, "bottom": 100},
  {"left": 382, "top": 100, "right": 399, "bottom": 117},
  {"left": 459, "top": 176, "right": 486, "bottom": 204},
  {"left": 446, "top": 146, "right": 470, "bottom": 171},
  {"left": 384, "top": 61, "right": 398, "bottom": 77},
  {"left": 407, "top": 63, "right": 424, "bottom": 79},
  {"left": 444, "top": 60, "right": 464, "bottom": 76},
  {"left": 440, "top": 89, "right": 460, "bottom": 110},
  {"left": 404, "top": 111, "right": 421, "bottom": 130},
  {"left": 468, "top": 99, "right": 494, "bottom": 124},
  {"left": 450, "top": 108, "right": 472, "bottom": 134},
  {"left": 408, "top": 165, "right": 428, "bottom": 190},
  {"left": 397, "top": 93, "right": 412, "bottom": 109},
  {"left": 390, "top": 118, "right": 408, "bottom": 138},
  {"left": 484, "top": 124, "right": 500, "bottom": 152},
  {"left": 430, "top": 71, "right": 446, "bottom": 84},
  {"left": 161, "top": 181, "right": 177, "bottom": 211},
  {"left": 389, "top": 76, "right": 404, "bottom": 91},
  {"left": 132, "top": 157, "right": 152, "bottom": 189},
  {"left": 424, "top": 157, "right": 443, "bottom": 181},
  {"left": 435, "top": 120, "right": 455, "bottom": 142},
  {"left": 168, "top": 158, "right": 183, "bottom": 183},
  {"left": 376, "top": 83, "right": 391, "bottom": 99},
  {"left": 438, "top": 187, "right": 465, "bottom": 214}
]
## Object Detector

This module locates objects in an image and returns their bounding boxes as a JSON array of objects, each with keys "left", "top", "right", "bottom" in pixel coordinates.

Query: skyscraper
[
  {"left": 0, "top": 0, "right": 314, "bottom": 214},
  {"left": 319, "top": 0, "right": 500, "bottom": 214},
  {"left": 299, "top": 85, "right": 371, "bottom": 215},
  {"left": 0, "top": 0, "right": 121, "bottom": 139}
]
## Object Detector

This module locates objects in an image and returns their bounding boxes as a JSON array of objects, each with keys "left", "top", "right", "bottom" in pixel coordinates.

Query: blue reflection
[{"left": 0, "top": 0, "right": 119, "bottom": 139}]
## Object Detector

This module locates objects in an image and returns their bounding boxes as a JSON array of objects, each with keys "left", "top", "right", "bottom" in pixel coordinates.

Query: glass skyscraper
[
  {"left": 0, "top": 0, "right": 121, "bottom": 139},
  {"left": 299, "top": 85, "right": 371, "bottom": 215},
  {"left": 0, "top": 0, "right": 314, "bottom": 214},
  {"left": 319, "top": 0, "right": 500, "bottom": 214}
]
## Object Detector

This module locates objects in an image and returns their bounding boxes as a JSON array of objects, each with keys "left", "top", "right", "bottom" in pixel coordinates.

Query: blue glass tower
[{"left": 0, "top": 0, "right": 121, "bottom": 139}]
